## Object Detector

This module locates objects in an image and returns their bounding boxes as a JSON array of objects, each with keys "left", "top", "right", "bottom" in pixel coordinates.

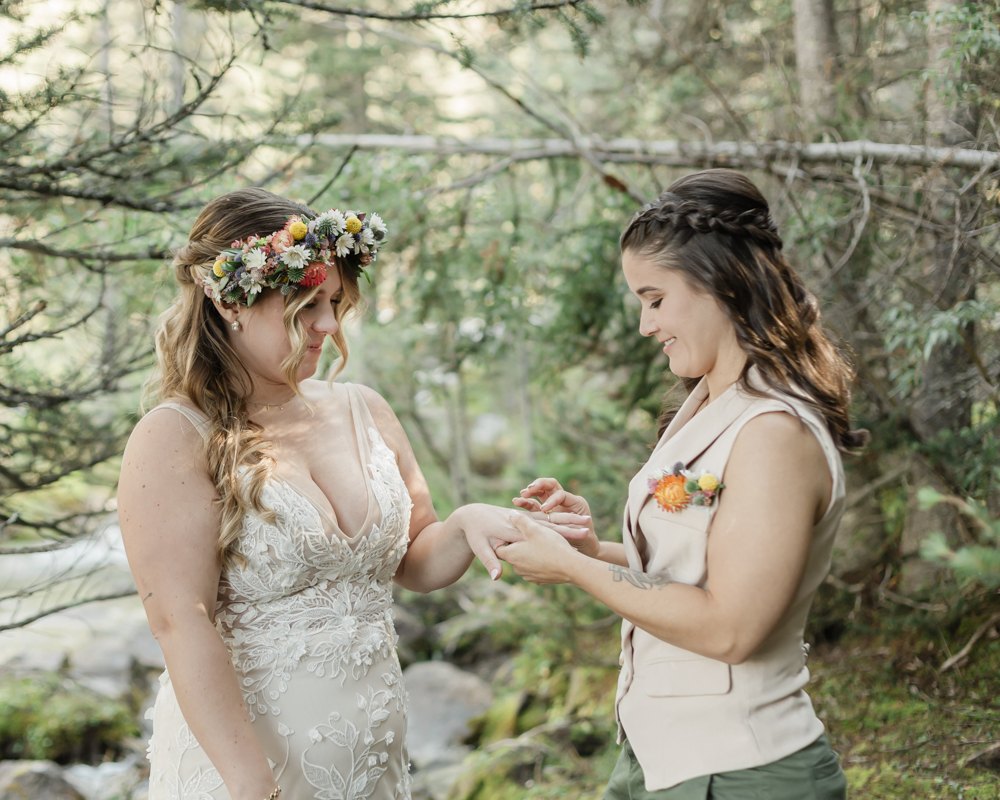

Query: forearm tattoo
[{"left": 608, "top": 564, "right": 671, "bottom": 590}]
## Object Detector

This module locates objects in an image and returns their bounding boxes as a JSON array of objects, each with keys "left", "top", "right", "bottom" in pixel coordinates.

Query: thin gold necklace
[{"left": 252, "top": 394, "right": 296, "bottom": 413}]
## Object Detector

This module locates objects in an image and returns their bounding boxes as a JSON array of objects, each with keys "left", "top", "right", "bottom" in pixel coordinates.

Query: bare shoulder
[{"left": 123, "top": 402, "right": 207, "bottom": 477}]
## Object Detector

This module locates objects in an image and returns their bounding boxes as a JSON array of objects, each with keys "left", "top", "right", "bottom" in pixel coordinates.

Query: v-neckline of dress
[
  {"left": 269, "top": 384, "right": 382, "bottom": 547},
  {"left": 153, "top": 385, "right": 384, "bottom": 549}
]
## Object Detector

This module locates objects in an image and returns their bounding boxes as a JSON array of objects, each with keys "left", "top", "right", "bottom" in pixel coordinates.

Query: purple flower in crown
[{"left": 671, "top": 461, "right": 685, "bottom": 476}]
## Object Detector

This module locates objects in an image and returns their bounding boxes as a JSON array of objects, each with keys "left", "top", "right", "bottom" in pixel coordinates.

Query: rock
[
  {"left": 392, "top": 606, "right": 427, "bottom": 667},
  {"left": 410, "top": 763, "right": 470, "bottom": 800},
  {"left": 68, "top": 637, "right": 133, "bottom": 699},
  {"left": 0, "top": 650, "right": 68, "bottom": 674},
  {"left": 0, "top": 760, "right": 84, "bottom": 800},
  {"left": 831, "top": 463, "right": 890, "bottom": 580},
  {"left": 127, "top": 626, "right": 165, "bottom": 672},
  {"left": 63, "top": 759, "right": 142, "bottom": 800},
  {"left": 899, "top": 459, "right": 963, "bottom": 595},
  {"left": 403, "top": 661, "right": 493, "bottom": 771}
]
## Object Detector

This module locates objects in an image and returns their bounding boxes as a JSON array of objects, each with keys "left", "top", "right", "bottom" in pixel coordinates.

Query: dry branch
[
  {"left": 274, "top": 0, "right": 590, "bottom": 21},
  {"left": 940, "top": 611, "right": 1000, "bottom": 672},
  {"left": 295, "top": 134, "right": 1000, "bottom": 170},
  {"left": 0, "top": 587, "right": 138, "bottom": 633}
]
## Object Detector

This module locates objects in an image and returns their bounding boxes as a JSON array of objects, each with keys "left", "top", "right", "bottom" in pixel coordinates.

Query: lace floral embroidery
[
  {"left": 215, "top": 427, "right": 412, "bottom": 718},
  {"left": 301, "top": 670, "right": 408, "bottom": 800},
  {"left": 148, "top": 411, "right": 415, "bottom": 800}
]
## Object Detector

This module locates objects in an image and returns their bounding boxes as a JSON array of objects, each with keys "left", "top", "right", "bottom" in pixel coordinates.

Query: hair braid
[{"left": 625, "top": 198, "right": 784, "bottom": 254}]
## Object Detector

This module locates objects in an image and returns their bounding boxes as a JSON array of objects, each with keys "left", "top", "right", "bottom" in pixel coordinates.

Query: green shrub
[
  {"left": 0, "top": 673, "right": 140, "bottom": 764},
  {"left": 918, "top": 488, "right": 1000, "bottom": 589}
]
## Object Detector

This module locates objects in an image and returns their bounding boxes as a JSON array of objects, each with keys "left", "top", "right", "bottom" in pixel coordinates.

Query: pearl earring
[{"left": 231, "top": 320, "right": 241, "bottom": 331}]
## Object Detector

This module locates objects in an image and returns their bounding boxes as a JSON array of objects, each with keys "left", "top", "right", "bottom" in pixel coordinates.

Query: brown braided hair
[{"left": 620, "top": 169, "right": 867, "bottom": 452}]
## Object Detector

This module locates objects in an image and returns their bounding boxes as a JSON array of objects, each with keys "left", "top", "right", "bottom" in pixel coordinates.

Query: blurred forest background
[{"left": 0, "top": 0, "right": 999, "bottom": 797}]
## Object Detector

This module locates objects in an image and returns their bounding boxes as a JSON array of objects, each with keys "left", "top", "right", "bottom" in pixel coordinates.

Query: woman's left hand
[{"left": 495, "top": 512, "right": 579, "bottom": 585}]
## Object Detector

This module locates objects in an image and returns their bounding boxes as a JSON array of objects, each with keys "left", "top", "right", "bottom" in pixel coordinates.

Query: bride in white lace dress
[{"left": 118, "top": 189, "right": 590, "bottom": 800}]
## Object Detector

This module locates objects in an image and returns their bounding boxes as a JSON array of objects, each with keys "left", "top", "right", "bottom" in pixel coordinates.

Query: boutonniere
[{"left": 647, "top": 461, "right": 724, "bottom": 513}]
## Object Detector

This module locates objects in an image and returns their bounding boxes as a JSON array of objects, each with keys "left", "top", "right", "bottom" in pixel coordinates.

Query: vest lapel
[{"left": 627, "top": 378, "right": 754, "bottom": 532}]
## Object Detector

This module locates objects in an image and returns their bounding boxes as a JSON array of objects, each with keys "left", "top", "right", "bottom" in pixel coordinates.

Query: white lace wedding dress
[{"left": 145, "top": 385, "right": 414, "bottom": 800}]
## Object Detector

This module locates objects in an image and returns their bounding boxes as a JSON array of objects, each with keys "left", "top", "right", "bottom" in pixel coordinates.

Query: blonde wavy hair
[{"left": 145, "top": 188, "right": 363, "bottom": 570}]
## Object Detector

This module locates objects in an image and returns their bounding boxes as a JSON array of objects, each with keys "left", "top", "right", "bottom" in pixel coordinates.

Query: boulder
[
  {"left": 62, "top": 759, "right": 143, "bottom": 800},
  {"left": 402, "top": 661, "right": 493, "bottom": 771},
  {"left": 831, "top": 464, "right": 889, "bottom": 580},
  {"left": 410, "top": 763, "right": 470, "bottom": 800},
  {"left": 0, "top": 761, "right": 84, "bottom": 800},
  {"left": 127, "top": 625, "right": 165, "bottom": 672},
  {"left": 68, "top": 638, "right": 133, "bottom": 699},
  {"left": 392, "top": 606, "right": 427, "bottom": 667},
  {"left": 899, "top": 459, "right": 964, "bottom": 595}
]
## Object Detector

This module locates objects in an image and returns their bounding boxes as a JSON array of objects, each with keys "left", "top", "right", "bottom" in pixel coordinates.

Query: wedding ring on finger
[{"left": 546, "top": 512, "right": 552, "bottom": 523}]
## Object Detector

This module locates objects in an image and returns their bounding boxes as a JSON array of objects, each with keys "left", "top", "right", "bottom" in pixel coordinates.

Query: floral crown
[{"left": 202, "top": 208, "right": 387, "bottom": 306}]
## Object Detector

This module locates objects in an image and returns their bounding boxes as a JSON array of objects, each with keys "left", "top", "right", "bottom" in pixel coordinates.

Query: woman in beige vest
[{"left": 498, "top": 169, "right": 863, "bottom": 798}]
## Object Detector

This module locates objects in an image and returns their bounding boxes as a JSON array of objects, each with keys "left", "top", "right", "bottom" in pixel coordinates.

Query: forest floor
[
  {"left": 449, "top": 598, "right": 1000, "bottom": 800},
  {"left": 812, "top": 624, "right": 1000, "bottom": 799}
]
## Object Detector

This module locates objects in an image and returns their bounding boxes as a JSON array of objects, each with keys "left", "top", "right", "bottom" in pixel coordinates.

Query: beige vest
[{"left": 614, "top": 371, "right": 846, "bottom": 790}]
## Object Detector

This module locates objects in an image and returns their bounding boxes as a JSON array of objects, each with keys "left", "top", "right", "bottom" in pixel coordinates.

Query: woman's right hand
[{"left": 514, "top": 478, "right": 600, "bottom": 558}]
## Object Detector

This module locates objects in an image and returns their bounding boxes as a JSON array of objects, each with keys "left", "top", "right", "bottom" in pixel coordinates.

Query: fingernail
[
  {"left": 490, "top": 568, "right": 500, "bottom": 580},
  {"left": 582, "top": 515, "right": 591, "bottom": 520}
]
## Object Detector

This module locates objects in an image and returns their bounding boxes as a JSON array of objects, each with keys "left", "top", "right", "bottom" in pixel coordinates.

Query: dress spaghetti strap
[
  {"left": 345, "top": 383, "right": 382, "bottom": 532},
  {"left": 150, "top": 402, "right": 211, "bottom": 441}
]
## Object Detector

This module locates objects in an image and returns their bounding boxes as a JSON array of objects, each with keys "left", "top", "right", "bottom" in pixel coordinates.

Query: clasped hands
[{"left": 463, "top": 478, "right": 597, "bottom": 585}]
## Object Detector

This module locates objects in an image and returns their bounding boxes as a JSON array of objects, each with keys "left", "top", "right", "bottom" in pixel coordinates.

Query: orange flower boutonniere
[{"left": 648, "top": 462, "right": 724, "bottom": 513}]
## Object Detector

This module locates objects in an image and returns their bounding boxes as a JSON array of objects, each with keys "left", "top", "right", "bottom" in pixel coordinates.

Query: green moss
[
  {"left": 0, "top": 673, "right": 140, "bottom": 764},
  {"left": 472, "top": 691, "right": 527, "bottom": 745}
]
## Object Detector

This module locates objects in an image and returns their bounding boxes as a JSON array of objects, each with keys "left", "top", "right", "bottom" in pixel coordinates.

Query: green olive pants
[{"left": 603, "top": 734, "right": 848, "bottom": 800}]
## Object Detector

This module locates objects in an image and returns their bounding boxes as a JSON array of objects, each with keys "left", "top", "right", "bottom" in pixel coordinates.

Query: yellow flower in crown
[
  {"left": 213, "top": 259, "right": 226, "bottom": 277},
  {"left": 345, "top": 216, "right": 363, "bottom": 234},
  {"left": 289, "top": 220, "right": 308, "bottom": 240},
  {"left": 698, "top": 474, "right": 719, "bottom": 492}
]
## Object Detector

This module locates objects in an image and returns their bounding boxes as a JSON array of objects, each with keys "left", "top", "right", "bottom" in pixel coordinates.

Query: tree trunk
[
  {"left": 792, "top": 0, "right": 838, "bottom": 125},
  {"left": 912, "top": 0, "right": 978, "bottom": 440},
  {"left": 900, "top": 0, "right": 980, "bottom": 595}
]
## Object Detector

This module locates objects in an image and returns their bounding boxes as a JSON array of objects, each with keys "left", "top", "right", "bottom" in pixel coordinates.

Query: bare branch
[
  {"left": 292, "top": 134, "right": 1000, "bottom": 170},
  {"left": 0, "top": 290, "right": 104, "bottom": 357},
  {"left": 0, "top": 587, "right": 137, "bottom": 633},
  {"left": 271, "top": 0, "right": 590, "bottom": 22},
  {"left": 0, "top": 238, "right": 169, "bottom": 262},
  {"left": 940, "top": 611, "right": 1000, "bottom": 672},
  {"left": 0, "top": 300, "right": 47, "bottom": 340}
]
